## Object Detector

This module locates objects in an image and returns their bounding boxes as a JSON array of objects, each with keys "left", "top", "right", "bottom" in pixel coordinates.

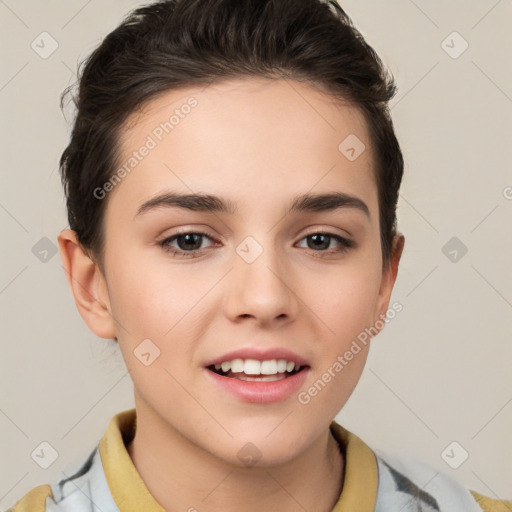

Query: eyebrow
[{"left": 134, "top": 190, "right": 370, "bottom": 220}]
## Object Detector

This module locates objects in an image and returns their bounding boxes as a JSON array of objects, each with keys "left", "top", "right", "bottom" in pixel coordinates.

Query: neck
[{"left": 127, "top": 404, "right": 345, "bottom": 512}]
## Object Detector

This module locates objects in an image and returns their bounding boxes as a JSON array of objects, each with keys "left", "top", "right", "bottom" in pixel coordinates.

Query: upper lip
[{"left": 204, "top": 348, "right": 310, "bottom": 368}]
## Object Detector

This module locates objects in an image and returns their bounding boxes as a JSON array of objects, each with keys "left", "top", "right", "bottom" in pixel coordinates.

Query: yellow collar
[
  {"left": 329, "top": 420, "right": 378, "bottom": 511},
  {"left": 99, "top": 408, "right": 378, "bottom": 512}
]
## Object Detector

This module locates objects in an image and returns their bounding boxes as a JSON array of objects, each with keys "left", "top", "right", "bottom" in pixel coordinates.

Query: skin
[{"left": 58, "top": 77, "right": 404, "bottom": 512}]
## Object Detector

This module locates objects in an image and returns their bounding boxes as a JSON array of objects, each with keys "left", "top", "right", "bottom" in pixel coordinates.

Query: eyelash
[{"left": 158, "top": 229, "right": 354, "bottom": 259}]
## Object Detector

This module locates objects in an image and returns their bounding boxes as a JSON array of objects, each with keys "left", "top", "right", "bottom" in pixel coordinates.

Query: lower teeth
[{"left": 235, "top": 374, "right": 287, "bottom": 382}]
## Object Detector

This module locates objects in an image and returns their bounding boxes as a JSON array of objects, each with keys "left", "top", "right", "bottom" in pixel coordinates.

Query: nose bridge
[{"left": 224, "top": 233, "right": 297, "bottom": 323}]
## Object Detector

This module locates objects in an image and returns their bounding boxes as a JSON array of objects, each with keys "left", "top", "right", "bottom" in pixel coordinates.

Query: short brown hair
[{"left": 60, "top": 0, "right": 403, "bottom": 272}]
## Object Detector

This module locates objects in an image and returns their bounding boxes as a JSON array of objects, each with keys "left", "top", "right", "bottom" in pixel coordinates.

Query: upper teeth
[{"left": 214, "top": 359, "right": 301, "bottom": 375}]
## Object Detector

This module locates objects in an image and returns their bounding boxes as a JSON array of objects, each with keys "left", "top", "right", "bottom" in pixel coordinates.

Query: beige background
[{"left": 1, "top": 0, "right": 511, "bottom": 508}]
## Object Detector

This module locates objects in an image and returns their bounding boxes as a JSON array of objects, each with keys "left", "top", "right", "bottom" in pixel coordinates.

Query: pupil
[
  {"left": 179, "top": 233, "right": 201, "bottom": 250},
  {"left": 309, "top": 234, "right": 329, "bottom": 250}
]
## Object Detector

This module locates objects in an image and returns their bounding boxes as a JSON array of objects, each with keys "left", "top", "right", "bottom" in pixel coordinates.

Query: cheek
[
  {"left": 304, "top": 262, "right": 380, "bottom": 407},
  {"left": 108, "top": 257, "right": 204, "bottom": 336},
  {"left": 110, "top": 263, "right": 198, "bottom": 397},
  {"left": 107, "top": 258, "right": 217, "bottom": 383},
  {"left": 310, "top": 264, "right": 381, "bottom": 342}
]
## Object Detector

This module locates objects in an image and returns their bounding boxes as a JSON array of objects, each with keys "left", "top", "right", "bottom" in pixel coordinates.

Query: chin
[{"left": 210, "top": 434, "right": 306, "bottom": 470}]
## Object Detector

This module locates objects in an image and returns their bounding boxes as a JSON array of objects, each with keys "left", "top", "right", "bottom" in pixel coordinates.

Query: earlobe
[{"left": 57, "top": 229, "right": 117, "bottom": 340}]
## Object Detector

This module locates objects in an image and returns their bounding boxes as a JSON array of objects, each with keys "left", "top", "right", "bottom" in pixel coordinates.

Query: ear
[
  {"left": 372, "top": 233, "right": 405, "bottom": 329},
  {"left": 57, "top": 229, "right": 117, "bottom": 340}
]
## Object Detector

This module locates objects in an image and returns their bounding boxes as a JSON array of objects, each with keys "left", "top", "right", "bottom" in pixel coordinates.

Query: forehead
[{"left": 108, "top": 77, "right": 377, "bottom": 219}]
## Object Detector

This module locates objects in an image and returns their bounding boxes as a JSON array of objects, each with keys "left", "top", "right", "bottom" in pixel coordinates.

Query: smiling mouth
[{"left": 207, "top": 364, "right": 308, "bottom": 381}]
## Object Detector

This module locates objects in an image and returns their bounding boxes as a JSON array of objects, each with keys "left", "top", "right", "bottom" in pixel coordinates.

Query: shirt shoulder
[
  {"left": 5, "top": 408, "right": 139, "bottom": 512},
  {"left": 471, "top": 490, "right": 512, "bottom": 512},
  {"left": 5, "top": 445, "right": 119, "bottom": 512},
  {"left": 5, "top": 484, "right": 53, "bottom": 512},
  {"left": 373, "top": 448, "right": 512, "bottom": 512}
]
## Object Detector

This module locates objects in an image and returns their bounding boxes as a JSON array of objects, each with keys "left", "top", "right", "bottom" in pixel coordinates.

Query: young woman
[{"left": 8, "top": 1, "right": 509, "bottom": 510}]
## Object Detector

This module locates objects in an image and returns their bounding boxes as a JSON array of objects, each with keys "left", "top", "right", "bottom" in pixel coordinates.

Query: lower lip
[{"left": 204, "top": 367, "right": 310, "bottom": 403}]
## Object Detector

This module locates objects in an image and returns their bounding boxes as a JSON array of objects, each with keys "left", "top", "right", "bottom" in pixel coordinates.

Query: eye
[
  {"left": 158, "top": 230, "right": 354, "bottom": 259},
  {"left": 158, "top": 230, "right": 217, "bottom": 258},
  {"left": 296, "top": 232, "right": 354, "bottom": 255}
]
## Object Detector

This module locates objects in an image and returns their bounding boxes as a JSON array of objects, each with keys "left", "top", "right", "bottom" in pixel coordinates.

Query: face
[{"left": 80, "top": 77, "right": 402, "bottom": 466}]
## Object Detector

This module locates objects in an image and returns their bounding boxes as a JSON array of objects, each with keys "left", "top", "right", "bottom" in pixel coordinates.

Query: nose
[{"left": 223, "top": 239, "right": 299, "bottom": 327}]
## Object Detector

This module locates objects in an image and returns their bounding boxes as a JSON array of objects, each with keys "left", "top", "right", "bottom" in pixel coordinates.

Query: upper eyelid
[{"left": 162, "top": 223, "right": 353, "bottom": 239}]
